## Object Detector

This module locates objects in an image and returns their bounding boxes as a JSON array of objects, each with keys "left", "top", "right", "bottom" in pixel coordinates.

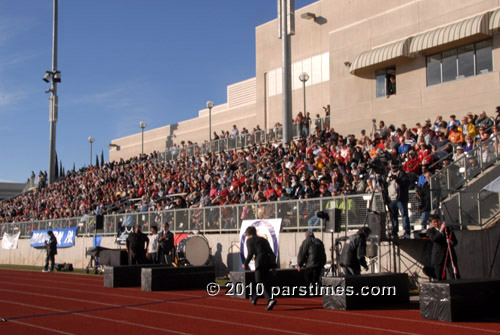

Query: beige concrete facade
[
  {"left": 110, "top": 0, "right": 500, "bottom": 161},
  {"left": 0, "top": 232, "right": 408, "bottom": 279}
]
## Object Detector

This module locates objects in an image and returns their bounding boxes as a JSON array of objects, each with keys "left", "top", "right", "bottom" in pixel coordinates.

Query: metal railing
[
  {"left": 0, "top": 190, "right": 422, "bottom": 239},
  {"left": 161, "top": 117, "right": 330, "bottom": 162},
  {"left": 443, "top": 190, "right": 500, "bottom": 228},
  {"left": 429, "top": 132, "right": 500, "bottom": 209}
]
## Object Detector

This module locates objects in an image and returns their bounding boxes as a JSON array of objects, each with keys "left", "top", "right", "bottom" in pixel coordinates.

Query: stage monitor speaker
[
  {"left": 367, "top": 211, "right": 386, "bottom": 241},
  {"left": 325, "top": 208, "right": 341, "bottom": 233},
  {"left": 96, "top": 214, "right": 104, "bottom": 230}
]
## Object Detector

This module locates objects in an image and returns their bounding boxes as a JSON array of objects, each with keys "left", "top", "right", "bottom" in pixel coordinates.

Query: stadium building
[{"left": 109, "top": 0, "right": 500, "bottom": 161}]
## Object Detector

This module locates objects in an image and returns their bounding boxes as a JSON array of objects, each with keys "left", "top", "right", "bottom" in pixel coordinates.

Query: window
[
  {"left": 375, "top": 67, "right": 396, "bottom": 99},
  {"left": 427, "top": 54, "right": 442, "bottom": 86},
  {"left": 442, "top": 49, "right": 457, "bottom": 83},
  {"left": 476, "top": 40, "right": 493, "bottom": 75},
  {"left": 426, "top": 39, "right": 493, "bottom": 86}
]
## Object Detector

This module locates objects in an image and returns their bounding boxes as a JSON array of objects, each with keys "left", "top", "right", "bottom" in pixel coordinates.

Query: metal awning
[
  {"left": 410, "top": 12, "right": 491, "bottom": 53},
  {"left": 350, "top": 38, "right": 412, "bottom": 73},
  {"left": 489, "top": 8, "right": 500, "bottom": 29}
]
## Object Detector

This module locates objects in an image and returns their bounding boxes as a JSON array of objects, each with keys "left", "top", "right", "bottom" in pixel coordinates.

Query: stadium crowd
[{"left": 1, "top": 106, "right": 499, "bottom": 230}]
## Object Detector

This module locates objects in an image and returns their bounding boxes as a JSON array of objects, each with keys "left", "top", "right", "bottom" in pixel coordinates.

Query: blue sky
[{"left": 0, "top": 0, "right": 316, "bottom": 183}]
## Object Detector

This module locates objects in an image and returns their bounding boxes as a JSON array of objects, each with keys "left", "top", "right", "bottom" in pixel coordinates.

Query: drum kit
[{"left": 176, "top": 235, "right": 212, "bottom": 266}]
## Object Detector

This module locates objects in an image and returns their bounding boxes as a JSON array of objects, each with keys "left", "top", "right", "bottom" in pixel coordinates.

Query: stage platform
[
  {"left": 420, "top": 279, "right": 500, "bottom": 322},
  {"left": 322, "top": 273, "right": 409, "bottom": 310},
  {"left": 104, "top": 264, "right": 169, "bottom": 288},
  {"left": 141, "top": 265, "right": 215, "bottom": 291}
]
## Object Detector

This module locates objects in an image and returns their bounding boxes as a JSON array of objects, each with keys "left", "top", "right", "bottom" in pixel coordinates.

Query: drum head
[{"left": 185, "top": 235, "right": 210, "bottom": 266}]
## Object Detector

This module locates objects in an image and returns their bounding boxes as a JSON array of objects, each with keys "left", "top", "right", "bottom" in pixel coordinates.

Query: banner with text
[
  {"left": 239, "top": 219, "right": 282, "bottom": 270},
  {"left": 30, "top": 227, "right": 79, "bottom": 248},
  {"left": 2, "top": 232, "right": 20, "bottom": 249}
]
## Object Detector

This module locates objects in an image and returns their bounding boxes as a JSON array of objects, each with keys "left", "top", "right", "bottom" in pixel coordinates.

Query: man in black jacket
[
  {"left": 427, "top": 215, "right": 460, "bottom": 280},
  {"left": 297, "top": 231, "right": 326, "bottom": 287},
  {"left": 340, "top": 227, "right": 371, "bottom": 276},
  {"left": 43, "top": 230, "right": 58, "bottom": 272},
  {"left": 159, "top": 222, "right": 175, "bottom": 265},
  {"left": 242, "top": 226, "right": 277, "bottom": 310},
  {"left": 126, "top": 225, "right": 149, "bottom": 265}
]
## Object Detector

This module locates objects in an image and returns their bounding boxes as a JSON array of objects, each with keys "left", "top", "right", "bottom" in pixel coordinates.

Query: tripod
[{"left": 365, "top": 167, "right": 400, "bottom": 273}]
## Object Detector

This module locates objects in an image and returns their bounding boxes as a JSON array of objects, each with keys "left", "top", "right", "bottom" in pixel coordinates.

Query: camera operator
[
  {"left": 387, "top": 162, "right": 411, "bottom": 239},
  {"left": 340, "top": 227, "right": 371, "bottom": 276}
]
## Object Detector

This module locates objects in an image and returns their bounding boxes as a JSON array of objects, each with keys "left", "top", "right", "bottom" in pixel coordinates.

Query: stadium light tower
[
  {"left": 206, "top": 100, "right": 214, "bottom": 142},
  {"left": 139, "top": 121, "right": 147, "bottom": 155},
  {"left": 278, "top": 0, "right": 295, "bottom": 143},
  {"left": 299, "top": 72, "right": 309, "bottom": 115},
  {"left": 88, "top": 136, "right": 95, "bottom": 166},
  {"left": 43, "top": 0, "right": 61, "bottom": 185}
]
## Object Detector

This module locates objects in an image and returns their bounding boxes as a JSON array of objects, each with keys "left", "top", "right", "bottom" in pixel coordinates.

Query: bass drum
[{"left": 177, "top": 235, "right": 211, "bottom": 266}]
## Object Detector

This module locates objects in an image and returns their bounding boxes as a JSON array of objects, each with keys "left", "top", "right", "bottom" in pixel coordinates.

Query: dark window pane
[
  {"left": 375, "top": 69, "right": 386, "bottom": 98},
  {"left": 476, "top": 40, "right": 493, "bottom": 75},
  {"left": 457, "top": 44, "right": 475, "bottom": 78},
  {"left": 427, "top": 54, "right": 442, "bottom": 86},
  {"left": 442, "top": 49, "right": 457, "bottom": 82}
]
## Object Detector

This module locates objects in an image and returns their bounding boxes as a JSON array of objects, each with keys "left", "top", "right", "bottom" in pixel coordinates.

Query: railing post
[
  {"left": 477, "top": 192, "right": 482, "bottom": 228},
  {"left": 219, "top": 207, "right": 222, "bottom": 234},
  {"left": 296, "top": 200, "right": 300, "bottom": 230},
  {"left": 458, "top": 192, "right": 463, "bottom": 230},
  {"left": 202, "top": 208, "right": 206, "bottom": 234}
]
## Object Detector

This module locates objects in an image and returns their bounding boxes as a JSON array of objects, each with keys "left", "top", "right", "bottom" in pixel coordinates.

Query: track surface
[{"left": 0, "top": 269, "right": 498, "bottom": 335}]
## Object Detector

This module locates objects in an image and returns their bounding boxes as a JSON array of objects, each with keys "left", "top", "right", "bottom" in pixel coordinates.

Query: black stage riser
[
  {"left": 230, "top": 269, "right": 308, "bottom": 299},
  {"left": 104, "top": 264, "right": 170, "bottom": 288},
  {"left": 399, "top": 225, "right": 500, "bottom": 279},
  {"left": 322, "top": 273, "right": 409, "bottom": 310},
  {"left": 420, "top": 279, "right": 500, "bottom": 322},
  {"left": 141, "top": 266, "right": 215, "bottom": 291}
]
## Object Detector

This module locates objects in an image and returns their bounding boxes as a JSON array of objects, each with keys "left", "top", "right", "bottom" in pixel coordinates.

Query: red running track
[{"left": 0, "top": 269, "right": 498, "bottom": 335}]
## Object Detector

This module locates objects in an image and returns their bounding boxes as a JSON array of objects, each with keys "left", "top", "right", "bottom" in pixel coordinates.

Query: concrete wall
[
  {"left": 0, "top": 182, "right": 25, "bottom": 201},
  {"left": 329, "top": 0, "right": 500, "bottom": 135},
  {"left": 0, "top": 232, "right": 415, "bottom": 282},
  {"left": 109, "top": 101, "right": 257, "bottom": 162},
  {"left": 0, "top": 233, "right": 316, "bottom": 270},
  {"left": 109, "top": 0, "right": 500, "bottom": 162}
]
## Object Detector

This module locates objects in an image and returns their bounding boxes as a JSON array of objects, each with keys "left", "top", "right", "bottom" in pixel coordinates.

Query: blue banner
[{"left": 30, "top": 227, "right": 79, "bottom": 248}]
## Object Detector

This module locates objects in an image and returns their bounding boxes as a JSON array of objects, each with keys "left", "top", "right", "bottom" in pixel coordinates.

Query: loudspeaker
[
  {"left": 325, "top": 208, "right": 341, "bottom": 233},
  {"left": 367, "top": 211, "right": 386, "bottom": 241},
  {"left": 96, "top": 214, "right": 104, "bottom": 230}
]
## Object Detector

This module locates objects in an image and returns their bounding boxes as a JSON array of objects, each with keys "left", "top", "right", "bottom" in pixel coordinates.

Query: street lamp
[
  {"left": 88, "top": 136, "right": 95, "bottom": 166},
  {"left": 206, "top": 101, "right": 214, "bottom": 142},
  {"left": 139, "top": 121, "right": 147, "bottom": 155},
  {"left": 299, "top": 72, "right": 309, "bottom": 116}
]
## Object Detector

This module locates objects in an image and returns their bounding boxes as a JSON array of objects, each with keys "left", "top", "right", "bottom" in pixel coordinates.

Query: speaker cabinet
[
  {"left": 96, "top": 214, "right": 104, "bottom": 230},
  {"left": 367, "top": 211, "right": 386, "bottom": 241},
  {"left": 325, "top": 208, "right": 341, "bottom": 233}
]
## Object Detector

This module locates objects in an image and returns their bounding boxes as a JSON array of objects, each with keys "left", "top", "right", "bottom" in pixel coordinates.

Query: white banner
[
  {"left": 2, "top": 232, "right": 20, "bottom": 249},
  {"left": 239, "top": 219, "right": 282, "bottom": 270}
]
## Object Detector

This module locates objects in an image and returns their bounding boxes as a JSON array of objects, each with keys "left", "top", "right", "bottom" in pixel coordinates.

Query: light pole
[
  {"left": 206, "top": 101, "right": 214, "bottom": 142},
  {"left": 88, "top": 136, "right": 94, "bottom": 166},
  {"left": 43, "top": 0, "right": 61, "bottom": 185},
  {"left": 299, "top": 72, "right": 309, "bottom": 115},
  {"left": 278, "top": 0, "right": 295, "bottom": 143},
  {"left": 139, "top": 121, "right": 147, "bottom": 155}
]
